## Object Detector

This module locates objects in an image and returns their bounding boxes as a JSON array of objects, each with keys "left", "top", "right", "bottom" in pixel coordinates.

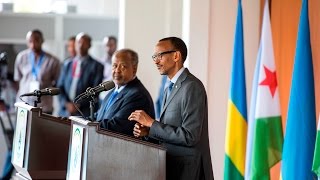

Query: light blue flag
[{"left": 281, "top": 0, "right": 317, "bottom": 179}]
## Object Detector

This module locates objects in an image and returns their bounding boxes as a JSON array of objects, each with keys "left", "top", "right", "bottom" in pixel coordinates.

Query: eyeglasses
[{"left": 152, "top": 50, "right": 177, "bottom": 61}]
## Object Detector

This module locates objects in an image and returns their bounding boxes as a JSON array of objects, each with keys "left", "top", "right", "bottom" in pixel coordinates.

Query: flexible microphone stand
[
  {"left": 33, "top": 90, "right": 42, "bottom": 107},
  {"left": 74, "top": 87, "right": 98, "bottom": 121},
  {"left": 89, "top": 96, "right": 95, "bottom": 121}
]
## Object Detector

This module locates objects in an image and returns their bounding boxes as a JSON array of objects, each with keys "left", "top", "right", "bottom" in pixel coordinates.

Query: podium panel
[
  {"left": 67, "top": 117, "right": 166, "bottom": 180},
  {"left": 12, "top": 102, "right": 71, "bottom": 179}
]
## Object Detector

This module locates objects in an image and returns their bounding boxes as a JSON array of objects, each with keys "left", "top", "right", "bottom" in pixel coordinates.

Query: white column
[
  {"left": 118, "top": 0, "right": 183, "bottom": 99},
  {"left": 182, "top": 0, "right": 210, "bottom": 88}
]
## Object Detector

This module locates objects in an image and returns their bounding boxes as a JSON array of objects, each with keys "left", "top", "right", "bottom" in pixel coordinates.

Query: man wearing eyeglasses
[{"left": 129, "top": 37, "right": 214, "bottom": 180}]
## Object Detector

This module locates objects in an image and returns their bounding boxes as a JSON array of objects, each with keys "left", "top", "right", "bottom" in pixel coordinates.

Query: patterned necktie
[
  {"left": 97, "top": 90, "right": 119, "bottom": 121},
  {"left": 166, "top": 82, "right": 174, "bottom": 100},
  {"left": 69, "top": 59, "right": 81, "bottom": 100},
  {"left": 106, "top": 90, "right": 119, "bottom": 109}
]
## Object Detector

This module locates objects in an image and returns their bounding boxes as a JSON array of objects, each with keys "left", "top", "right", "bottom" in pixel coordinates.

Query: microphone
[
  {"left": 75, "top": 81, "right": 115, "bottom": 102},
  {"left": 0, "top": 52, "right": 8, "bottom": 65},
  {"left": 20, "top": 88, "right": 60, "bottom": 97},
  {"left": 87, "top": 81, "right": 115, "bottom": 96},
  {"left": 0, "top": 52, "right": 7, "bottom": 61}
]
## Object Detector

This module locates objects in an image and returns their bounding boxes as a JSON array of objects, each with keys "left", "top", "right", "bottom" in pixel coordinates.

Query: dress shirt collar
[
  {"left": 114, "top": 84, "right": 126, "bottom": 93},
  {"left": 168, "top": 67, "right": 185, "bottom": 84},
  {"left": 76, "top": 55, "right": 89, "bottom": 61}
]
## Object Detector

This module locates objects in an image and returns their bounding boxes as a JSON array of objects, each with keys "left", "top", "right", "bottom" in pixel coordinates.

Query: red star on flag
[{"left": 259, "top": 65, "right": 278, "bottom": 97}]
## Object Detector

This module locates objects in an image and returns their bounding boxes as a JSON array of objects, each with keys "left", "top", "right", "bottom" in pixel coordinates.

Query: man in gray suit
[{"left": 129, "top": 37, "right": 214, "bottom": 180}]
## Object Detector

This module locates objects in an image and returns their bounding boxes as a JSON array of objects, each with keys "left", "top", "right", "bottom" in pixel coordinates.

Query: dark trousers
[{"left": 166, "top": 154, "right": 204, "bottom": 180}]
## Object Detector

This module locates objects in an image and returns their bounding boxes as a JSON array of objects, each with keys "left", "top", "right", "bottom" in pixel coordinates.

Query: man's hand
[
  {"left": 133, "top": 123, "right": 150, "bottom": 138},
  {"left": 128, "top": 110, "right": 154, "bottom": 127},
  {"left": 66, "top": 102, "right": 77, "bottom": 114}
]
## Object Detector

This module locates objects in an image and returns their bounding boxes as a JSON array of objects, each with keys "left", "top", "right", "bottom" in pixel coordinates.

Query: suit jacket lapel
[
  {"left": 65, "top": 61, "right": 73, "bottom": 92},
  {"left": 105, "top": 89, "right": 124, "bottom": 113},
  {"left": 75, "top": 57, "right": 89, "bottom": 95},
  {"left": 104, "top": 77, "right": 139, "bottom": 114},
  {"left": 160, "top": 69, "right": 189, "bottom": 119},
  {"left": 161, "top": 88, "right": 168, "bottom": 114},
  {"left": 96, "top": 88, "right": 114, "bottom": 121}
]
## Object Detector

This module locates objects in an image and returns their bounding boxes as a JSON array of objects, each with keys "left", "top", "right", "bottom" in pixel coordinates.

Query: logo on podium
[
  {"left": 68, "top": 124, "right": 84, "bottom": 179},
  {"left": 12, "top": 108, "right": 28, "bottom": 167}
]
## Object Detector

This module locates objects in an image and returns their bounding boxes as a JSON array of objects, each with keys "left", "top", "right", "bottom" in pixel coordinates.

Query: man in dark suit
[
  {"left": 57, "top": 33, "right": 104, "bottom": 117},
  {"left": 129, "top": 37, "right": 214, "bottom": 180},
  {"left": 95, "top": 49, "right": 155, "bottom": 136}
]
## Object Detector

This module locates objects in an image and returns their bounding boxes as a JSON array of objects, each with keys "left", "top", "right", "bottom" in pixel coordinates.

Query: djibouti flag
[{"left": 245, "top": 0, "right": 283, "bottom": 179}]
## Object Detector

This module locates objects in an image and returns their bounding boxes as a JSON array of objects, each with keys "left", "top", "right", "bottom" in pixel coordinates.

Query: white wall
[
  {"left": 182, "top": 0, "right": 211, "bottom": 87},
  {"left": 76, "top": 0, "right": 119, "bottom": 17},
  {"left": 119, "top": 0, "right": 183, "bottom": 99}
]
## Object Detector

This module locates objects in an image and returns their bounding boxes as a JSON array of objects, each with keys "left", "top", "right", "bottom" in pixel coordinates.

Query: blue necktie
[
  {"left": 166, "top": 82, "right": 174, "bottom": 100},
  {"left": 106, "top": 90, "right": 119, "bottom": 109},
  {"left": 97, "top": 90, "right": 118, "bottom": 121}
]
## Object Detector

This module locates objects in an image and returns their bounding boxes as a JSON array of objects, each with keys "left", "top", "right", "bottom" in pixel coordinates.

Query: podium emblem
[
  {"left": 12, "top": 108, "right": 28, "bottom": 167},
  {"left": 68, "top": 124, "right": 84, "bottom": 180}
]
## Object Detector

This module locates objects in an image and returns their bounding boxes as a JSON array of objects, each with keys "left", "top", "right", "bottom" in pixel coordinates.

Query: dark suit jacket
[
  {"left": 149, "top": 68, "right": 214, "bottom": 180},
  {"left": 57, "top": 56, "right": 104, "bottom": 117},
  {"left": 96, "top": 77, "right": 155, "bottom": 136}
]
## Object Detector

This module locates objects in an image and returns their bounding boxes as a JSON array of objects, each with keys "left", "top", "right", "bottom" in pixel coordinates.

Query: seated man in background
[
  {"left": 95, "top": 49, "right": 155, "bottom": 136},
  {"left": 57, "top": 32, "right": 104, "bottom": 117}
]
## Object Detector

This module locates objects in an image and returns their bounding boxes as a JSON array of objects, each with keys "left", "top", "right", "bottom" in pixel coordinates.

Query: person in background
[
  {"left": 129, "top": 37, "right": 214, "bottom": 180},
  {"left": 66, "top": 36, "right": 76, "bottom": 59},
  {"left": 14, "top": 29, "right": 60, "bottom": 114},
  {"left": 101, "top": 36, "right": 117, "bottom": 81},
  {"left": 57, "top": 32, "right": 104, "bottom": 117},
  {"left": 95, "top": 49, "right": 154, "bottom": 136},
  {"left": 99, "top": 36, "right": 117, "bottom": 100}
]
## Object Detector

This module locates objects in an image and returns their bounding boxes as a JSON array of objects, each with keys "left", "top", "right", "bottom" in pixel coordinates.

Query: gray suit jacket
[{"left": 149, "top": 68, "right": 214, "bottom": 180}]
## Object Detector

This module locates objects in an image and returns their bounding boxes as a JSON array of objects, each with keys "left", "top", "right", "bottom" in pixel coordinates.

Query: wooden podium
[
  {"left": 67, "top": 116, "right": 166, "bottom": 180},
  {"left": 11, "top": 102, "right": 71, "bottom": 179}
]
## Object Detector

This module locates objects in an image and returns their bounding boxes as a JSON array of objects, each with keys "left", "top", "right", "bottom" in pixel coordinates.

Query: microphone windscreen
[
  {"left": 0, "top": 52, "right": 7, "bottom": 61},
  {"left": 49, "top": 88, "right": 60, "bottom": 95},
  {"left": 100, "top": 81, "right": 115, "bottom": 91}
]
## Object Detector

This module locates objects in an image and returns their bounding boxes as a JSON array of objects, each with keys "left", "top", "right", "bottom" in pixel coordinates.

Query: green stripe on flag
[
  {"left": 250, "top": 116, "right": 283, "bottom": 179},
  {"left": 224, "top": 155, "right": 244, "bottom": 180},
  {"left": 312, "top": 130, "right": 320, "bottom": 176}
]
